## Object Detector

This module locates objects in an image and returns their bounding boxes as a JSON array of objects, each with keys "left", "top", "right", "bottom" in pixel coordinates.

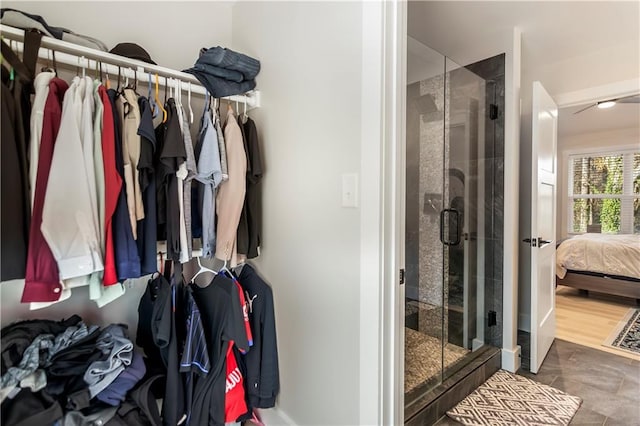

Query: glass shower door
[
  {"left": 404, "top": 43, "right": 489, "bottom": 409},
  {"left": 404, "top": 38, "right": 446, "bottom": 400}
]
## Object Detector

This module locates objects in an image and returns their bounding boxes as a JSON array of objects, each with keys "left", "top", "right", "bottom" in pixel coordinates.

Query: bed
[{"left": 556, "top": 233, "right": 640, "bottom": 301}]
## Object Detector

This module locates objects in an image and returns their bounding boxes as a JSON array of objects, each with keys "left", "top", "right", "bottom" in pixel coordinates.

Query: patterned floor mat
[{"left": 447, "top": 370, "right": 581, "bottom": 425}]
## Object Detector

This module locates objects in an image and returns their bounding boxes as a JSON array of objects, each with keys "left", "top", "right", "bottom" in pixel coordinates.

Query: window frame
[{"left": 567, "top": 147, "right": 639, "bottom": 234}]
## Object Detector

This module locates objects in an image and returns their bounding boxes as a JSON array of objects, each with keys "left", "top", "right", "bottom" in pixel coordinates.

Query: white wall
[
  {"left": 0, "top": 1, "right": 234, "bottom": 70},
  {"left": 230, "top": 2, "right": 365, "bottom": 425},
  {"left": 556, "top": 127, "right": 640, "bottom": 239}
]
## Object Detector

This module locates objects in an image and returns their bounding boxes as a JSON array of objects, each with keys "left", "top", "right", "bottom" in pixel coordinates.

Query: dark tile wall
[{"left": 463, "top": 54, "right": 505, "bottom": 349}]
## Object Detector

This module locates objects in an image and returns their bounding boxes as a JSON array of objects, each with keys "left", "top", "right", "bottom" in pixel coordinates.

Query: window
[{"left": 568, "top": 150, "right": 640, "bottom": 234}]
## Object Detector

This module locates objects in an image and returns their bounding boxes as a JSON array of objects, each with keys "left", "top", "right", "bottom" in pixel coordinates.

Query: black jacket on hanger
[
  {"left": 236, "top": 264, "right": 279, "bottom": 408},
  {"left": 0, "top": 31, "right": 41, "bottom": 281}
]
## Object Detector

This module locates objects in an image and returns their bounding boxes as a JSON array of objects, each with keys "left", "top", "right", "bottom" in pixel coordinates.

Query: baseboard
[
  {"left": 518, "top": 313, "right": 531, "bottom": 332},
  {"left": 501, "top": 345, "right": 522, "bottom": 373},
  {"left": 257, "top": 407, "right": 297, "bottom": 426}
]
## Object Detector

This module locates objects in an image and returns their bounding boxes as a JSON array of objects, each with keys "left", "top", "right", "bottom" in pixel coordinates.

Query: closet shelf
[{"left": 0, "top": 24, "right": 261, "bottom": 108}]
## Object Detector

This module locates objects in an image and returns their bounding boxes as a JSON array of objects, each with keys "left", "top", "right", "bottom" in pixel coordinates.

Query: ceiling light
[{"left": 597, "top": 101, "right": 616, "bottom": 109}]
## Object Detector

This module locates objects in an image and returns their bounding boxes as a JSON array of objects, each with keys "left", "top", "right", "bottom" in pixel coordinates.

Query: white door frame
[
  {"left": 554, "top": 78, "right": 640, "bottom": 109},
  {"left": 365, "top": 1, "right": 406, "bottom": 425}
]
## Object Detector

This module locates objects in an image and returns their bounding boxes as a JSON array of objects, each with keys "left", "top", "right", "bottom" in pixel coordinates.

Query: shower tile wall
[
  {"left": 464, "top": 54, "right": 505, "bottom": 348},
  {"left": 418, "top": 75, "right": 445, "bottom": 310},
  {"left": 406, "top": 73, "right": 447, "bottom": 342}
]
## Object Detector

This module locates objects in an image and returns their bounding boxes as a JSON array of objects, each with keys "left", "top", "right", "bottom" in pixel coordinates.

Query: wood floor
[{"left": 556, "top": 285, "right": 639, "bottom": 361}]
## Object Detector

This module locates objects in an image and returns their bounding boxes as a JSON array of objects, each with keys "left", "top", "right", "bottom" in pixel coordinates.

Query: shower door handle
[{"left": 439, "top": 208, "right": 461, "bottom": 246}]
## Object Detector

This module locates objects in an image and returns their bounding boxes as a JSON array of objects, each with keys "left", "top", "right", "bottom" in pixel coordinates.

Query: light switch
[{"left": 342, "top": 173, "right": 359, "bottom": 208}]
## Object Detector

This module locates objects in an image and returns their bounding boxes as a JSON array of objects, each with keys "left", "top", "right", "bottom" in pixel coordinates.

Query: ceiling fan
[{"left": 573, "top": 93, "right": 640, "bottom": 114}]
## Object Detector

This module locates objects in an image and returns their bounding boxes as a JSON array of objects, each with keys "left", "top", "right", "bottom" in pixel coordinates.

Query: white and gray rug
[
  {"left": 447, "top": 370, "right": 582, "bottom": 426},
  {"left": 603, "top": 308, "right": 640, "bottom": 355}
]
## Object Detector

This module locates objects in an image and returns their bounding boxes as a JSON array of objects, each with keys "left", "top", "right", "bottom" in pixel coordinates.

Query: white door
[{"left": 529, "top": 81, "right": 558, "bottom": 374}]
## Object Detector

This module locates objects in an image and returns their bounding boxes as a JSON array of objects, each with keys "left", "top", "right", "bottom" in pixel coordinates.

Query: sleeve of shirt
[
  {"left": 246, "top": 119, "right": 263, "bottom": 183},
  {"left": 226, "top": 281, "right": 250, "bottom": 353},
  {"left": 41, "top": 86, "right": 103, "bottom": 280},
  {"left": 258, "top": 283, "right": 280, "bottom": 406}
]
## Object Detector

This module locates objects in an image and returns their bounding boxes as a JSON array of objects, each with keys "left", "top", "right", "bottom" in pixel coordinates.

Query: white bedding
[{"left": 556, "top": 233, "right": 640, "bottom": 280}]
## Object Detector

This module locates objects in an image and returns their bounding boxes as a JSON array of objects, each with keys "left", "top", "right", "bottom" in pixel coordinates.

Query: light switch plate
[{"left": 342, "top": 173, "right": 359, "bottom": 208}]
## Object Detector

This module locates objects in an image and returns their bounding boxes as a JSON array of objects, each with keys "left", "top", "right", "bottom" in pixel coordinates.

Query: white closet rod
[{"left": 0, "top": 24, "right": 261, "bottom": 108}]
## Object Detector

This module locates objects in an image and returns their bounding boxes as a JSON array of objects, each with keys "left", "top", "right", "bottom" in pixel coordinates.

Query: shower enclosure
[{"left": 404, "top": 37, "right": 504, "bottom": 418}]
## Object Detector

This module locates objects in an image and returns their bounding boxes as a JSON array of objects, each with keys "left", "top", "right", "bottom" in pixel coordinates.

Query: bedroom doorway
[
  {"left": 518, "top": 80, "right": 640, "bottom": 370},
  {"left": 552, "top": 90, "right": 640, "bottom": 361}
]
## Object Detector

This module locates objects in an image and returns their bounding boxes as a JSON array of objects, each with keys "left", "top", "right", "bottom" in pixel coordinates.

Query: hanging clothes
[
  {"left": 117, "top": 88, "right": 145, "bottom": 240},
  {"left": 28, "top": 71, "right": 55, "bottom": 208},
  {"left": 0, "top": 31, "right": 41, "bottom": 281},
  {"left": 156, "top": 99, "right": 186, "bottom": 262},
  {"left": 235, "top": 264, "right": 279, "bottom": 409},
  {"left": 215, "top": 107, "right": 247, "bottom": 264},
  {"left": 92, "top": 80, "right": 106, "bottom": 261},
  {"left": 21, "top": 77, "right": 68, "bottom": 303},
  {"left": 136, "top": 97, "right": 158, "bottom": 275},
  {"left": 107, "top": 88, "right": 140, "bottom": 281},
  {"left": 189, "top": 272, "right": 251, "bottom": 426},
  {"left": 176, "top": 99, "right": 197, "bottom": 263},
  {"left": 214, "top": 104, "right": 228, "bottom": 180},
  {"left": 41, "top": 77, "right": 103, "bottom": 283},
  {"left": 99, "top": 86, "right": 123, "bottom": 286},
  {"left": 236, "top": 116, "right": 263, "bottom": 260},
  {"left": 86, "top": 84, "right": 125, "bottom": 306},
  {"left": 80, "top": 76, "right": 100, "bottom": 254},
  {"left": 195, "top": 98, "right": 223, "bottom": 258}
]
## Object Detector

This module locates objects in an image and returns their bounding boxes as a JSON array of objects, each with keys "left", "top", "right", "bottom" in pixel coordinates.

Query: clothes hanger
[
  {"left": 148, "top": 73, "right": 159, "bottom": 118},
  {"left": 242, "top": 98, "right": 248, "bottom": 123},
  {"left": 116, "top": 66, "right": 122, "bottom": 92},
  {"left": 164, "top": 76, "right": 168, "bottom": 104},
  {"left": 40, "top": 48, "right": 55, "bottom": 74},
  {"left": 188, "top": 81, "right": 194, "bottom": 124},
  {"left": 104, "top": 63, "right": 111, "bottom": 90},
  {"left": 51, "top": 50, "right": 58, "bottom": 75},
  {"left": 124, "top": 68, "right": 130, "bottom": 89},
  {"left": 175, "top": 79, "right": 181, "bottom": 110},
  {"left": 132, "top": 68, "right": 138, "bottom": 92},
  {"left": 191, "top": 256, "right": 217, "bottom": 283},
  {"left": 154, "top": 74, "right": 167, "bottom": 123}
]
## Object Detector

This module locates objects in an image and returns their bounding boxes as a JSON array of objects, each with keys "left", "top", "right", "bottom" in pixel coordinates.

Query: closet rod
[{"left": 0, "top": 24, "right": 261, "bottom": 108}]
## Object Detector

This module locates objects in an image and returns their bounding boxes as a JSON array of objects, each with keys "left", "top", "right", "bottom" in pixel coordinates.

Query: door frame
[{"left": 365, "top": 1, "right": 406, "bottom": 425}]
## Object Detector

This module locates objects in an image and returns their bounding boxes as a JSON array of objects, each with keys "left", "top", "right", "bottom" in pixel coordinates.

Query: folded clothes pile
[
  {"left": 1, "top": 317, "right": 161, "bottom": 426},
  {"left": 184, "top": 46, "right": 261, "bottom": 97},
  {"left": 0, "top": 8, "right": 109, "bottom": 51}
]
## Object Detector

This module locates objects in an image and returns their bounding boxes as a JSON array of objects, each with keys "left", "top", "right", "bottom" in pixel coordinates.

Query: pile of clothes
[
  {"left": 1, "top": 316, "right": 161, "bottom": 426},
  {"left": 185, "top": 47, "right": 261, "bottom": 97}
]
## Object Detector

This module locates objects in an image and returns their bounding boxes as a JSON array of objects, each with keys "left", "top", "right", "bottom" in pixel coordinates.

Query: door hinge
[
  {"left": 489, "top": 104, "right": 499, "bottom": 120},
  {"left": 399, "top": 268, "right": 405, "bottom": 285}
]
